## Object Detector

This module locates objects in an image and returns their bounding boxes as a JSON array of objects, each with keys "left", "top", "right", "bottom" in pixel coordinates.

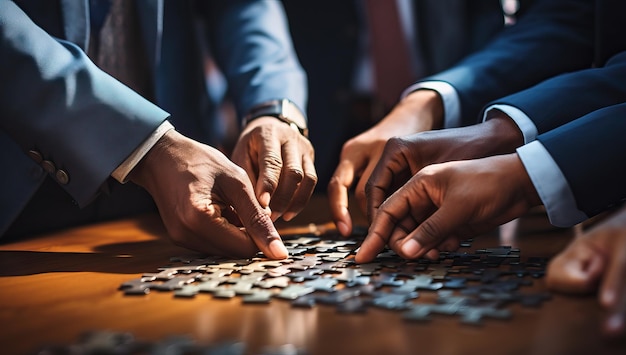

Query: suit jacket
[
  {"left": 495, "top": 4, "right": 626, "bottom": 219},
  {"left": 282, "top": 0, "right": 509, "bottom": 188},
  {"left": 426, "top": 0, "right": 596, "bottom": 123},
  {"left": 535, "top": 100, "right": 626, "bottom": 219},
  {"left": 0, "top": 0, "right": 306, "bottom": 235},
  {"left": 426, "top": 0, "right": 626, "bottom": 220}
]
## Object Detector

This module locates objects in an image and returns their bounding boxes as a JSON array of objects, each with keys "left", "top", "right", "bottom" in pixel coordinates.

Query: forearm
[
  {"left": 538, "top": 103, "right": 626, "bottom": 220},
  {"left": 424, "top": 0, "right": 594, "bottom": 123},
  {"left": 488, "top": 51, "right": 626, "bottom": 135},
  {"left": 0, "top": 1, "right": 168, "bottom": 205},
  {"left": 206, "top": 0, "right": 307, "bottom": 117}
]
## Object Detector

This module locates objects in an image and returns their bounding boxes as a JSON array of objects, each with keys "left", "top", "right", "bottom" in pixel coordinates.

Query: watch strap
[{"left": 243, "top": 99, "right": 309, "bottom": 137}]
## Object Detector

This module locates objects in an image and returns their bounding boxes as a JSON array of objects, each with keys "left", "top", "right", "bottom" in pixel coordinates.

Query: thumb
[
  {"left": 226, "top": 180, "right": 288, "bottom": 260},
  {"left": 546, "top": 241, "right": 604, "bottom": 294},
  {"left": 399, "top": 204, "right": 462, "bottom": 259}
]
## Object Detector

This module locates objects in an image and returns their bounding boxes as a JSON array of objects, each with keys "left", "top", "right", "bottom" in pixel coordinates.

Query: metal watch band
[{"left": 242, "top": 99, "right": 309, "bottom": 137}]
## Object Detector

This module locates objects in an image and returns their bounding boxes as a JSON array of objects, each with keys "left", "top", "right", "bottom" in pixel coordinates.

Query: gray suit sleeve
[{"left": 0, "top": 0, "right": 169, "bottom": 206}]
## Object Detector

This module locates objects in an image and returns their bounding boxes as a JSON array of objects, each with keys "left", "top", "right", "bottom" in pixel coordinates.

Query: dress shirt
[
  {"left": 111, "top": 120, "right": 174, "bottom": 183},
  {"left": 401, "top": 85, "right": 586, "bottom": 227},
  {"left": 485, "top": 104, "right": 587, "bottom": 227}
]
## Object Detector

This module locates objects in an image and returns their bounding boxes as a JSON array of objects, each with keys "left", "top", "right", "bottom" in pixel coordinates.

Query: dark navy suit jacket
[
  {"left": 282, "top": 0, "right": 509, "bottom": 188},
  {"left": 424, "top": 0, "right": 626, "bottom": 221}
]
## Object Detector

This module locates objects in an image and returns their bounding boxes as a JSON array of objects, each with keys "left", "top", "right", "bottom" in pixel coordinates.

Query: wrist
[
  {"left": 128, "top": 129, "right": 178, "bottom": 189},
  {"left": 510, "top": 153, "right": 542, "bottom": 207},
  {"left": 482, "top": 112, "right": 525, "bottom": 155},
  {"left": 395, "top": 89, "right": 444, "bottom": 131},
  {"left": 243, "top": 99, "right": 308, "bottom": 137}
]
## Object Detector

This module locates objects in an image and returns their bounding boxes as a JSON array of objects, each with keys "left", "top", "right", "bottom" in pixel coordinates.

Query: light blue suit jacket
[{"left": 0, "top": 0, "right": 307, "bottom": 235}]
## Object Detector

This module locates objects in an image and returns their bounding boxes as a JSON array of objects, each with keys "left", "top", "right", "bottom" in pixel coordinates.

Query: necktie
[
  {"left": 97, "top": 0, "right": 151, "bottom": 97},
  {"left": 365, "top": 0, "right": 416, "bottom": 110}
]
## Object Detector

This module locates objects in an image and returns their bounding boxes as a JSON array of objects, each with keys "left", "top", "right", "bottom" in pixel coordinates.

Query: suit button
[
  {"left": 55, "top": 169, "right": 70, "bottom": 185},
  {"left": 41, "top": 160, "right": 56, "bottom": 174},
  {"left": 28, "top": 150, "right": 43, "bottom": 164}
]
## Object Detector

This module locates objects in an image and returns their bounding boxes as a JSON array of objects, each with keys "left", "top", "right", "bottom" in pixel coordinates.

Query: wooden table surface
[{"left": 1, "top": 195, "right": 624, "bottom": 355}]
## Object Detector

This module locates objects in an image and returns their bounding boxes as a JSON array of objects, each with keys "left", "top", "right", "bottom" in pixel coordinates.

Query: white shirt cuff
[
  {"left": 401, "top": 81, "right": 461, "bottom": 128},
  {"left": 516, "top": 141, "right": 588, "bottom": 227},
  {"left": 111, "top": 120, "right": 175, "bottom": 183},
  {"left": 483, "top": 104, "right": 538, "bottom": 144}
]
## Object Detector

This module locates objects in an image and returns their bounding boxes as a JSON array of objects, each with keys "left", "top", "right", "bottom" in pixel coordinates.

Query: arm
[
  {"left": 0, "top": 1, "right": 289, "bottom": 259},
  {"left": 365, "top": 52, "right": 626, "bottom": 224},
  {"left": 424, "top": 0, "right": 594, "bottom": 124},
  {"left": 0, "top": 0, "right": 167, "bottom": 205},
  {"left": 488, "top": 51, "right": 626, "bottom": 138},
  {"left": 328, "top": 0, "right": 594, "bottom": 236},
  {"left": 205, "top": 0, "right": 306, "bottom": 115},
  {"left": 522, "top": 102, "right": 626, "bottom": 226},
  {"left": 358, "top": 102, "right": 626, "bottom": 262},
  {"left": 204, "top": 0, "right": 316, "bottom": 221}
]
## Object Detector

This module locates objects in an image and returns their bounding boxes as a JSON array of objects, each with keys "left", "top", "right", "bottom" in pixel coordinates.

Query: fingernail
[
  {"left": 270, "top": 211, "right": 281, "bottom": 222},
  {"left": 283, "top": 212, "right": 296, "bottom": 221},
  {"left": 259, "top": 192, "right": 271, "bottom": 208},
  {"left": 337, "top": 221, "right": 350, "bottom": 236},
  {"left": 269, "top": 239, "right": 288, "bottom": 259},
  {"left": 401, "top": 239, "right": 420, "bottom": 258}
]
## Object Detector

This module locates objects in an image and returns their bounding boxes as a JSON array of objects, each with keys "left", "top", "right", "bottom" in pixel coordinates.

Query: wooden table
[{"left": 1, "top": 195, "right": 624, "bottom": 355}]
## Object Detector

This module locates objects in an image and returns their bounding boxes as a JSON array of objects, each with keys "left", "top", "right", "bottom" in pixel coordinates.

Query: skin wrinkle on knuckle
[
  {"left": 303, "top": 172, "right": 318, "bottom": 187},
  {"left": 245, "top": 208, "right": 275, "bottom": 235},
  {"left": 285, "top": 166, "right": 304, "bottom": 182}
]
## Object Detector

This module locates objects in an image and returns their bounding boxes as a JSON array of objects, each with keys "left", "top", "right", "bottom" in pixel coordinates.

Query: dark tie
[
  {"left": 365, "top": 0, "right": 416, "bottom": 110},
  {"left": 96, "top": 0, "right": 151, "bottom": 97}
]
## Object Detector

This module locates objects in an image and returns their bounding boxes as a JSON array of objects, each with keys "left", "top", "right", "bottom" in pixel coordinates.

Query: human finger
[
  {"left": 546, "top": 239, "right": 605, "bottom": 294},
  {"left": 355, "top": 157, "right": 378, "bottom": 220},
  {"left": 179, "top": 208, "right": 260, "bottom": 258},
  {"left": 365, "top": 137, "right": 412, "bottom": 222},
  {"left": 255, "top": 129, "right": 284, "bottom": 209},
  {"left": 328, "top": 159, "right": 359, "bottom": 237},
  {"left": 356, "top": 187, "right": 421, "bottom": 263},
  {"left": 282, "top": 151, "right": 317, "bottom": 221},
  {"left": 599, "top": 238, "right": 626, "bottom": 336},
  {"left": 399, "top": 203, "right": 466, "bottom": 259},
  {"left": 221, "top": 172, "right": 288, "bottom": 260},
  {"left": 268, "top": 139, "right": 303, "bottom": 221}
]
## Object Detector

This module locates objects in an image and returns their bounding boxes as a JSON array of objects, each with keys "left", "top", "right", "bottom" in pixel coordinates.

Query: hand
[
  {"left": 365, "top": 116, "right": 524, "bottom": 222},
  {"left": 231, "top": 117, "right": 317, "bottom": 222},
  {"left": 547, "top": 206, "right": 626, "bottom": 337},
  {"left": 356, "top": 154, "right": 541, "bottom": 263},
  {"left": 328, "top": 90, "right": 444, "bottom": 236},
  {"left": 129, "top": 129, "right": 288, "bottom": 259}
]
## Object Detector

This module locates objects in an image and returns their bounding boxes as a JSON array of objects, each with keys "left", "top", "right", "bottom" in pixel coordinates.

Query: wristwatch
[{"left": 242, "top": 99, "right": 309, "bottom": 137}]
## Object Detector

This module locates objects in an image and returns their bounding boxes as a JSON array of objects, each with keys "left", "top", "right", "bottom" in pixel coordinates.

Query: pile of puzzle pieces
[{"left": 119, "top": 233, "right": 551, "bottom": 326}]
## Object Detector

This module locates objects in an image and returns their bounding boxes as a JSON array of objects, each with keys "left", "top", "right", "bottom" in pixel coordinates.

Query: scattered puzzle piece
[{"left": 119, "top": 234, "right": 552, "bottom": 327}]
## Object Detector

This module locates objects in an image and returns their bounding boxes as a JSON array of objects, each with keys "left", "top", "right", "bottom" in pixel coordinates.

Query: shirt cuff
[
  {"left": 401, "top": 81, "right": 461, "bottom": 128},
  {"left": 483, "top": 104, "right": 538, "bottom": 144},
  {"left": 111, "top": 120, "right": 175, "bottom": 183},
  {"left": 516, "top": 141, "right": 588, "bottom": 227}
]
